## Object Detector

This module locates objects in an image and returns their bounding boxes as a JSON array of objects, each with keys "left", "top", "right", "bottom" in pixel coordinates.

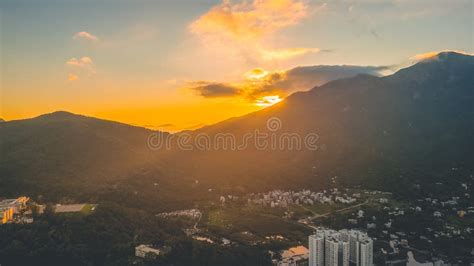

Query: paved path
[{"left": 298, "top": 199, "right": 369, "bottom": 228}]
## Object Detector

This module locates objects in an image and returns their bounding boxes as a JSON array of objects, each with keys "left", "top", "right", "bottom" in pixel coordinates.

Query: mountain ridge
[
  {"left": 173, "top": 51, "right": 474, "bottom": 191},
  {"left": 1, "top": 51, "right": 473, "bottom": 196},
  {"left": 2, "top": 51, "right": 470, "bottom": 131}
]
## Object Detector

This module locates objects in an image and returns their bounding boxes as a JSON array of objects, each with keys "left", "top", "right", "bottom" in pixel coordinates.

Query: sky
[{"left": 1, "top": 0, "right": 472, "bottom": 131}]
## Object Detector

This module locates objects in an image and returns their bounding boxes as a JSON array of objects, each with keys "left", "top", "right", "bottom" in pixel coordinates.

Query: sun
[{"left": 255, "top": 95, "right": 283, "bottom": 107}]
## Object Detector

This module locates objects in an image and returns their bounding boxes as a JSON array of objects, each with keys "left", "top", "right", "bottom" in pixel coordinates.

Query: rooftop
[{"left": 281, "top": 245, "right": 309, "bottom": 259}]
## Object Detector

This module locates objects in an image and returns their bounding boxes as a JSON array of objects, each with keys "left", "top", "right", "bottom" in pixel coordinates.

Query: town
[
  {"left": 129, "top": 181, "right": 473, "bottom": 265},
  {"left": 0, "top": 196, "right": 96, "bottom": 225},
  {"left": 2, "top": 178, "right": 472, "bottom": 265}
]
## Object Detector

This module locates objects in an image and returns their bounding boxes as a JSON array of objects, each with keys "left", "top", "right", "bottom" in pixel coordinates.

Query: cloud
[
  {"left": 66, "top": 56, "right": 93, "bottom": 68},
  {"left": 73, "top": 31, "right": 99, "bottom": 42},
  {"left": 184, "top": 64, "right": 390, "bottom": 104},
  {"left": 189, "top": 0, "right": 324, "bottom": 63},
  {"left": 67, "top": 73, "right": 79, "bottom": 81},
  {"left": 255, "top": 95, "right": 283, "bottom": 107},
  {"left": 411, "top": 51, "right": 442, "bottom": 61},
  {"left": 187, "top": 81, "right": 241, "bottom": 98},
  {"left": 191, "top": 0, "right": 309, "bottom": 41},
  {"left": 260, "top": 47, "right": 321, "bottom": 60},
  {"left": 244, "top": 65, "right": 389, "bottom": 99},
  {"left": 65, "top": 56, "right": 96, "bottom": 79},
  {"left": 280, "top": 65, "right": 388, "bottom": 89}
]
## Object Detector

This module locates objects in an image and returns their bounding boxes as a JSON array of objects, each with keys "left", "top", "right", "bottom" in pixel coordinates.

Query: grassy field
[
  {"left": 202, "top": 203, "right": 311, "bottom": 245},
  {"left": 80, "top": 204, "right": 97, "bottom": 215}
]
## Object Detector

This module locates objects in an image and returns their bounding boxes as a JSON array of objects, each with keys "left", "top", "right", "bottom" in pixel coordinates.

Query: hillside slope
[
  {"left": 0, "top": 111, "right": 166, "bottom": 196},
  {"left": 1, "top": 52, "right": 472, "bottom": 196},
  {"left": 169, "top": 52, "right": 474, "bottom": 192}
]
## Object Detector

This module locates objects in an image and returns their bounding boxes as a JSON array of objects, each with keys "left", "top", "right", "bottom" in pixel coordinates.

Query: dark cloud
[
  {"left": 186, "top": 65, "right": 390, "bottom": 101},
  {"left": 285, "top": 65, "right": 388, "bottom": 86},
  {"left": 189, "top": 82, "right": 241, "bottom": 98},
  {"left": 249, "top": 65, "right": 390, "bottom": 97}
]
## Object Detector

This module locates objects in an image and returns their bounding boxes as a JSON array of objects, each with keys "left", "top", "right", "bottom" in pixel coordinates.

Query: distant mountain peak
[
  {"left": 436, "top": 50, "right": 472, "bottom": 58},
  {"left": 36, "top": 111, "right": 84, "bottom": 120},
  {"left": 45, "top": 110, "right": 77, "bottom": 116},
  {"left": 417, "top": 50, "right": 473, "bottom": 63}
]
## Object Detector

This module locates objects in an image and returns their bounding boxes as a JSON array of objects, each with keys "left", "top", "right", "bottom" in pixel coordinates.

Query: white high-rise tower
[
  {"left": 359, "top": 238, "right": 373, "bottom": 266},
  {"left": 308, "top": 229, "right": 373, "bottom": 266},
  {"left": 309, "top": 232, "right": 325, "bottom": 266}
]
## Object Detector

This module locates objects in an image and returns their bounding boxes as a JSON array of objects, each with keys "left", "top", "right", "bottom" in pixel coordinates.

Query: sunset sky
[{"left": 1, "top": 0, "right": 472, "bottom": 131}]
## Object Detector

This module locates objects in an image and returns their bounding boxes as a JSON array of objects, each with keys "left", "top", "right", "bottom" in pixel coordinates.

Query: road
[
  {"left": 298, "top": 199, "right": 369, "bottom": 228},
  {"left": 193, "top": 212, "right": 202, "bottom": 231}
]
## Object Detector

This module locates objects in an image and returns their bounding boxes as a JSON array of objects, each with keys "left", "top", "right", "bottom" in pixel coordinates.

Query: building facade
[
  {"left": 0, "top": 207, "right": 14, "bottom": 224},
  {"left": 309, "top": 232, "right": 325, "bottom": 266},
  {"left": 309, "top": 229, "right": 373, "bottom": 266},
  {"left": 0, "top": 196, "right": 29, "bottom": 224},
  {"left": 325, "top": 238, "right": 340, "bottom": 266},
  {"left": 278, "top": 246, "right": 309, "bottom": 266},
  {"left": 135, "top": 244, "right": 162, "bottom": 258},
  {"left": 359, "top": 239, "right": 373, "bottom": 266}
]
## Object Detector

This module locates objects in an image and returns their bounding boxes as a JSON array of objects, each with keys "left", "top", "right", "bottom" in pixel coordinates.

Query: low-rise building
[
  {"left": 0, "top": 196, "right": 30, "bottom": 224},
  {"left": 0, "top": 197, "right": 29, "bottom": 213},
  {"left": 367, "top": 223, "right": 376, "bottom": 229},
  {"left": 135, "top": 244, "right": 163, "bottom": 259},
  {"left": 0, "top": 207, "right": 14, "bottom": 224},
  {"left": 278, "top": 246, "right": 309, "bottom": 266}
]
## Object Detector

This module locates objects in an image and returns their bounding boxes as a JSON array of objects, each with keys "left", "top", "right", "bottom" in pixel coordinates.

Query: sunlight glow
[
  {"left": 244, "top": 68, "right": 269, "bottom": 80},
  {"left": 255, "top": 95, "right": 283, "bottom": 107}
]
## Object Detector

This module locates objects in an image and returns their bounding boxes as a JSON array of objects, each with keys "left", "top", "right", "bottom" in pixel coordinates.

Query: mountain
[
  {"left": 0, "top": 111, "right": 167, "bottom": 197},
  {"left": 1, "top": 52, "right": 473, "bottom": 197},
  {"left": 271, "top": 64, "right": 390, "bottom": 94},
  {"left": 166, "top": 52, "right": 474, "bottom": 192}
]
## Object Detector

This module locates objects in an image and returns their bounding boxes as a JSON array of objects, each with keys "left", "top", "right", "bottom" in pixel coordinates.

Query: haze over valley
[{"left": 1, "top": 0, "right": 473, "bottom": 265}]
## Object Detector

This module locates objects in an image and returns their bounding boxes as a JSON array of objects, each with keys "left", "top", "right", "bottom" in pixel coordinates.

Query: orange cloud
[
  {"left": 190, "top": 0, "right": 323, "bottom": 63},
  {"left": 260, "top": 47, "right": 320, "bottom": 60},
  {"left": 73, "top": 31, "right": 99, "bottom": 42},
  {"left": 190, "top": 0, "right": 308, "bottom": 41},
  {"left": 185, "top": 64, "right": 389, "bottom": 105},
  {"left": 244, "top": 68, "right": 269, "bottom": 80}
]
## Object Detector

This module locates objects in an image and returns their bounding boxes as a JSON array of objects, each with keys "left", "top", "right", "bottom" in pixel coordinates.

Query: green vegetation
[
  {"left": 80, "top": 204, "right": 96, "bottom": 215},
  {"left": 202, "top": 202, "right": 311, "bottom": 247},
  {"left": 0, "top": 203, "right": 272, "bottom": 266}
]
